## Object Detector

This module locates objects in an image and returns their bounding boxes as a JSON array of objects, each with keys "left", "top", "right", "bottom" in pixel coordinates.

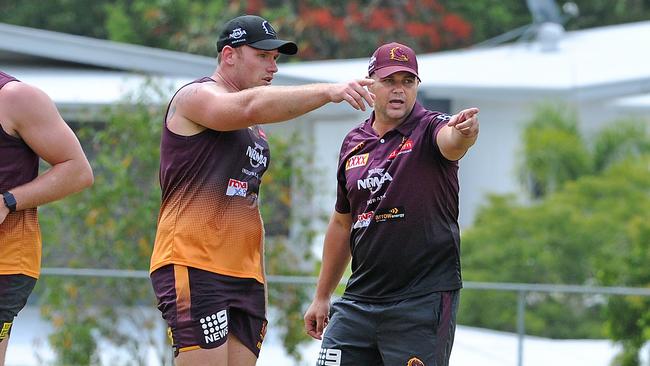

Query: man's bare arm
[
  {"left": 2, "top": 82, "right": 93, "bottom": 213},
  {"left": 177, "top": 80, "right": 375, "bottom": 132}
]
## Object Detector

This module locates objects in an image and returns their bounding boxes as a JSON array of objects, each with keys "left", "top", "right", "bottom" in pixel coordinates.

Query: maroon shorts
[
  {"left": 0, "top": 274, "right": 37, "bottom": 341},
  {"left": 150, "top": 265, "right": 267, "bottom": 358}
]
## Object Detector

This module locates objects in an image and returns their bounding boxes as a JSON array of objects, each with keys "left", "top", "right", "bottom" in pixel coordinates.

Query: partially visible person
[
  {"left": 304, "top": 42, "right": 479, "bottom": 366},
  {"left": 149, "top": 15, "right": 374, "bottom": 366},
  {"left": 0, "top": 71, "right": 94, "bottom": 365}
]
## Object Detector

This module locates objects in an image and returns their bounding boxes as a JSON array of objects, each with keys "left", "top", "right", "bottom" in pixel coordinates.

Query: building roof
[
  {"left": 279, "top": 21, "right": 650, "bottom": 101},
  {"left": 0, "top": 22, "right": 305, "bottom": 84}
]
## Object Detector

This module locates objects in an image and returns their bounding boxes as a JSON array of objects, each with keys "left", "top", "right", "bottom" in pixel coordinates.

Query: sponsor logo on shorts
[
  {"left": 257, "top": 321, "right": 268, "bottom": 349},
  {"left": 0, "top": 322, "right": 12, "bottom": 340},
  {"left": 226, "top": 178, "right": 248, "bottom": 197},
  {"left": 166, "top": 327, "right": 174, "bottom": 344},
  {"left": 201, "top": 310, "right": 228, "bottom": 344},
  {"left": 346, "top": 153, "right": 369, "bottom": 170},
  {"left": 317, "top": 347, "right": 342, "bottom": 366},
  {"left": 247, "top": 142, "right": 267, "bottom": 168},
  {"left": 407, "top": 357, "right": 425, "bottom": 366},
  {"left": 353, "top": 211, "right": 373, "bottom": 229},
  {"left": 357, "top": 168, "right": 393, "bottom": 193},
  {"left": 388, "top": 138, "right": 414, "bottom": 159},
  {"left": 374, "top": 206, "right": 405, "bottom": 222}
]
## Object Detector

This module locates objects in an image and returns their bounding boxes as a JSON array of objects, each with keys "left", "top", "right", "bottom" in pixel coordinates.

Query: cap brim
[
  {"left": 249, "top": 39, "right": 298, "bottom": 55},
  {"left": 374, "top": 66, "right": 420, "bottom": 80}
]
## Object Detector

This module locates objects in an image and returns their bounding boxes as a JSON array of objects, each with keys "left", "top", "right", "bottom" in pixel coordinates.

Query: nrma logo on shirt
[
  {"left": 247, "top": 142, "right": 267, "bottom": 168},
  {"left": 226, "top": 178, "right": 248, "bottom": 197},
  {"left": 357, "top": 168, "right": 393, "bottom": 193}
]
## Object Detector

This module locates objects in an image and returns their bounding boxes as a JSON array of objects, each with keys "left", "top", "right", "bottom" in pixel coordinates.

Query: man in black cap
[{"left": 149, "top": 15, "right": 375, "bottom": 366}]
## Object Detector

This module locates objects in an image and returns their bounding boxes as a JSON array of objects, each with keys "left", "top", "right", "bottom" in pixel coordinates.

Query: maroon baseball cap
[{"left": 367, "top": 42, "right": 419, "bottom": 80}]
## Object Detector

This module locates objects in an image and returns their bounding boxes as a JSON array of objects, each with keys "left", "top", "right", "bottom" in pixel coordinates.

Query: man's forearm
[{"left": 9, "top": 159, "right": 93, "bottom": 211}]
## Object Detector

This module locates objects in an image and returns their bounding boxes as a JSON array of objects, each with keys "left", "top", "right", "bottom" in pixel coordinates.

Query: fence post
[{"left": 517, "top": 290, "right": 526, "bottom": 366}]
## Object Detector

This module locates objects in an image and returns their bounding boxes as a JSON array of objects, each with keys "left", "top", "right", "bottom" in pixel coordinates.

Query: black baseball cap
[{"left": 217, "top": 15, "right": 298, "bottom": 55}]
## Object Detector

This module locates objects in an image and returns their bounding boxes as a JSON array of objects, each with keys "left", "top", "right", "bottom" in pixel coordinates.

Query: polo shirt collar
[{"left": 364, "top": 101, "right": 427, "bottom": 137}]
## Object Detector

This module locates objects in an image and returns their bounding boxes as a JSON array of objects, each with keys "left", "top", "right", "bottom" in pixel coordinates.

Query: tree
[
  {"left": 459, "top": 105, "right": 650, "bottom": 364},
  {"left": 38, "top": 80, "right": 169, "bottom": 365},
  {"left": 3, "top": 0, "right": 650, "bottom": 60}
]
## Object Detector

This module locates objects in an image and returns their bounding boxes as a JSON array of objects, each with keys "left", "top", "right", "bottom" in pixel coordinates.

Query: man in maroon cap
[
  {"left": 304, "top": 42, "right": 479, "bottom": 366},
  {"left": 149, "top": 15, "right": 375, "bottom": 366}
]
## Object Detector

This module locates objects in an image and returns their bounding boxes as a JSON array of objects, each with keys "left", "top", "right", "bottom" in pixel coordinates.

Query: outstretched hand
[
  {"left": 330, "top": 79, "right": 375, "bottom": 111},
  {"left": 447, "top": 107, "right": 479, "bottom": 137}
]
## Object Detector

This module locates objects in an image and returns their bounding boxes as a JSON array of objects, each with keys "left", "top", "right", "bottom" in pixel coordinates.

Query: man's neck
[
  {"left": 372, "top": 115, "right": 406, "bottom": 137},
  {"left": 212, "top": 70, "right": 241, "bottom": 92}
]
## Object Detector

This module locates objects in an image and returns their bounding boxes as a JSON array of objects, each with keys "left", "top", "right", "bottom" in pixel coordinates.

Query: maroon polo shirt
[{"left": 335, "top": 101, "right": 462, "bottom": 302}]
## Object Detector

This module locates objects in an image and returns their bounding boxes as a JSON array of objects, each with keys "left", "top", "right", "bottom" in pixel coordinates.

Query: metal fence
[{"left": 40, "top": 267, "right": 650, "bottom": 366}]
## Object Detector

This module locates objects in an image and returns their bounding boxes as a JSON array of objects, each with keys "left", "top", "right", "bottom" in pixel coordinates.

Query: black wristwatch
[{"left": 2, "top": 191, "right": 16, "bottom": 212}]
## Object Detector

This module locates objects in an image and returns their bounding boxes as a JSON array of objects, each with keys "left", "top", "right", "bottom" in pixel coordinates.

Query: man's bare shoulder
[
  {"left": 175, "top": 79, "right": 229, "bottom": 104},
  {"left": 0, "top": 80, "right": 41, "bottom": 103},
  {"left": 0, "top": 82, "right": 54, "bottom": 132}
]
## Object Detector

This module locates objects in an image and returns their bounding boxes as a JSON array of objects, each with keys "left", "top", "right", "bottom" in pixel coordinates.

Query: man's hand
[
  {"left": 0, "top": 205, "right": 9, "bottom": 225},
  {"left": 447, "top": 107, "right": 479, "bottom": 137},
  {"left": 329, "top": 79, "right": 375, "bottom": 111},
  {"left": 304, "top": 297, "right": 331, "bottom": 340}
]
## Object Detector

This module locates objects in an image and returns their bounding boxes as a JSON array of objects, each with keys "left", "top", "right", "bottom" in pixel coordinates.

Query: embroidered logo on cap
[
  {"left": 261, "top": 21, "right": 276, "bottom": 36},
  {"left": 368, "top": 55, "right": 377, "bottom": 73},
  {"left": 229, "top": 27, "right": 247, "bottom": 40},
  {"left": 390, "top": 46, "right": 409, "bottom": 62}
]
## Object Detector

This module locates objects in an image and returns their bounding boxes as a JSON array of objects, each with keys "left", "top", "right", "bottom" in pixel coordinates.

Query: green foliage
[
  {"left": 518, "top": 104, "right": 592, "bottom": 198},
  {"left": 38, "top": 80, "right": 169, "bottom": 365},
  {"left": 4, "top": 0, "right": 650, "bottom": 60},
  {"left": 460, "top": 105, "right": 650, "bottom": 363},
  {"left": 261, "top": 130, "right": 325, "bottom": 360}
]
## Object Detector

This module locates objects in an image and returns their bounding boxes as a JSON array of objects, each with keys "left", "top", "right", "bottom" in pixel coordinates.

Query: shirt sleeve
[
  {"left": 334, "top": 136, "right": 351, "bottom": 214},
  {"left": 430, "top": 112, "right": 451, "bottom": 145}
]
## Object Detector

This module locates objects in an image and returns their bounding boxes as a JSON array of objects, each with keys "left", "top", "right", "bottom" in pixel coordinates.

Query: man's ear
[{"left": 220, "top": 46, "right": 237, "bottom": 66}]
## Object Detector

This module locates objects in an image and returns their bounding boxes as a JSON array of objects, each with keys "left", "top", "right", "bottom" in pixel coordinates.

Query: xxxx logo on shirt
[{"left": 346, "top": 153, "right": 369, "bottom": 170}]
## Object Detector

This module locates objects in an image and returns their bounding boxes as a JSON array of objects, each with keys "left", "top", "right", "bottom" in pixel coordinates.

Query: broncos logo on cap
[
  {"left": 261, "top": 21, "right": 276, "bottom": 36},
  {"left": 390, "top": 47, "right": 409, "bottom": 62}
]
